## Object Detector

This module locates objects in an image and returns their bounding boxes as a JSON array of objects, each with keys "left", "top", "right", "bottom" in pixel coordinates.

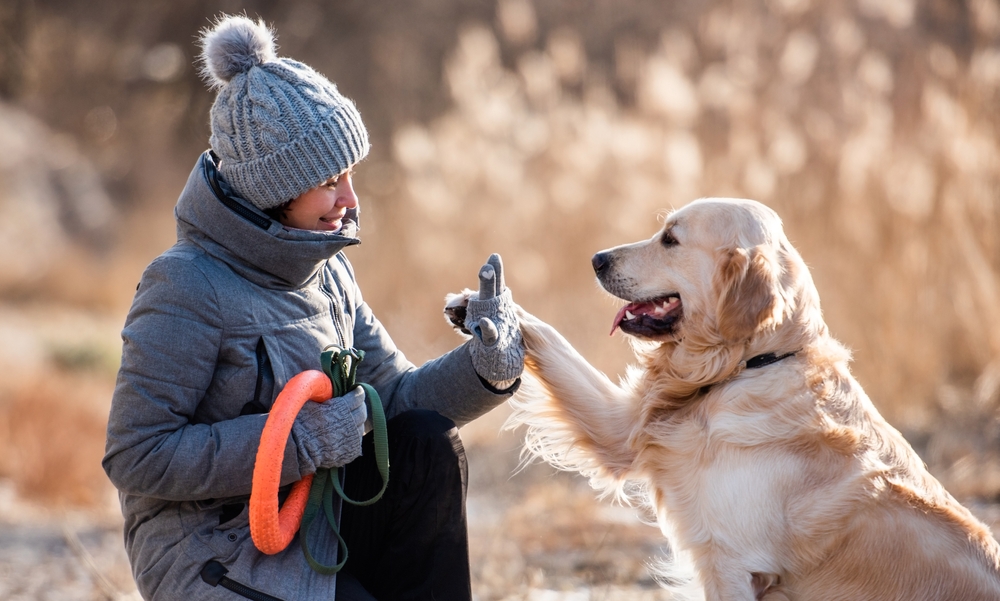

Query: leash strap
[{"left": 299, "top": 347, "right": 389, "bottom": 575}]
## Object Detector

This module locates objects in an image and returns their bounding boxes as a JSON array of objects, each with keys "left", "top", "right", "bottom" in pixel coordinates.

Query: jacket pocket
[
  {"left": 218, "top": 502, "right": 246, "bottom": 528},
  {"left": 201, "top": 560, "right": 286, "bottom": 601},
  {"left": 241, "top": 337, "right": 275, "bottom": 415}
]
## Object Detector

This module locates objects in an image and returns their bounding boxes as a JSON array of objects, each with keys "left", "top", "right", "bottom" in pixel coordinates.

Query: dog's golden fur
[{"left": 505, "top": 198, "right": 1000, "bottom": 600}]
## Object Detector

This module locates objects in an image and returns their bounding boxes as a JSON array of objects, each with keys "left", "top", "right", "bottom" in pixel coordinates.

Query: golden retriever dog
[{"left": 449, "top": 198, "right": 1000, "bottom": 600}]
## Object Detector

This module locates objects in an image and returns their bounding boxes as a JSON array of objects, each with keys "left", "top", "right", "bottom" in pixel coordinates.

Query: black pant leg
[
  {"left": 337, "top": 409, "right": 471, "bottom": 601},
  {"left": 335, "top": 570, "right": 378, "bottom": 601}
]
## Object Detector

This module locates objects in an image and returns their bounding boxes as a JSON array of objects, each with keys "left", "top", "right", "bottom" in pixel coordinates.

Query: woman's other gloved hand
[{"left": 291, "top": 386, "right": 367, "bottom": 473}]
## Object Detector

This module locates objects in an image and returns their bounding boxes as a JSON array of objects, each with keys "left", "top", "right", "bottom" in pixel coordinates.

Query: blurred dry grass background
[{"left": 0, "top": 0, "right": 999, "bottom": 598}]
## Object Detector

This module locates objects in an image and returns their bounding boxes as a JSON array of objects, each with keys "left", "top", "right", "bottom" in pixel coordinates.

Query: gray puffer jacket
[{"left": 103, "top": 151, "right": 513, "bottom": 600}]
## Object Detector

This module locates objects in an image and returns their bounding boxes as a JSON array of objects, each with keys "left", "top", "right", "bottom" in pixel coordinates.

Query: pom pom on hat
[{"left": 199, "top": 15, "right": 277, "bottom": 88}]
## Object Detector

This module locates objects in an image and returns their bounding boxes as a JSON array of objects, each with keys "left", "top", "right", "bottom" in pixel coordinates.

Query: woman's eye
[{"left": 326, "top": 171, "right": 352, "bottom": 188}]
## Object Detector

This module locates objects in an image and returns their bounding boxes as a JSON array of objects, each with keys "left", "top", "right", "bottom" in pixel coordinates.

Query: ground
[{"left": 3, "top": 404, "right": 1000, "bottom": 601}]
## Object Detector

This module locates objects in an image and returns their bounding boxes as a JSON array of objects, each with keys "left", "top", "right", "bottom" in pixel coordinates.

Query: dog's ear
[{"left": 714, "top": 246, "right": 783, "bottom": 342}]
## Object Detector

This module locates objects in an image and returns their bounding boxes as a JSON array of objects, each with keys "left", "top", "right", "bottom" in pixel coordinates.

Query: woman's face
[{"left": 279, "top": 169, "right": 358, "bottom": 232}]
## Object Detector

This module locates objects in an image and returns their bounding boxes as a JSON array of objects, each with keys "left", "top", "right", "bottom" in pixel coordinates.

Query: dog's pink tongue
[{"left": 610, "top": 302, "right": 643, "bottom": 336}]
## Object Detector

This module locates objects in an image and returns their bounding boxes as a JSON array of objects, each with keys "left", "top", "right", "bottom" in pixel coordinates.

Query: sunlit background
[{"left": 1, "top": 0, "right": 998, "bottom": 598}]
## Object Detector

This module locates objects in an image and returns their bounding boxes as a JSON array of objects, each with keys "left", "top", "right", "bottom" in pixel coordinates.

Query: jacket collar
[{"left": 174, "top": 151, "right": 360, "bottom": 289}]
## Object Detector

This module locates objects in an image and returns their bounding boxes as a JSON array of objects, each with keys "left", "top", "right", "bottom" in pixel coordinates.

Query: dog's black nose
[{"left": 592, "top": 251, "right": 612, "bottom": 276}]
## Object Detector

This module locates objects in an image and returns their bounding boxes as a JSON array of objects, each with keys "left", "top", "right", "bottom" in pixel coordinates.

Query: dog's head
[{"left": 596, "top": 198, "right": 814, "bottom": 350}]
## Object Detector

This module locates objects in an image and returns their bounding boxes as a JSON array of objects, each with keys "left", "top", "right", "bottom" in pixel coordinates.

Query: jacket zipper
[
  {"left": 201, "top": 561, "right": 286, "bottom": 601},
  {"left": 321, "top": 270, "right": 346, "bottom": 348}
]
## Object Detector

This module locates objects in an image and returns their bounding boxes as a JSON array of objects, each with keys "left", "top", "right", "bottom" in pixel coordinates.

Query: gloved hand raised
[
  {"left": 462, "top": 254, "right": 524, "bottom": 385},
  {"left": 291, "top": 387, "right": 367, "bottom": 473}
]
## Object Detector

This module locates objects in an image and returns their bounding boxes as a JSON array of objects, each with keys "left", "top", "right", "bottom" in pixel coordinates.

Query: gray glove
[
  {"left": 464, "top": 254, "right": 524, "bottom": 384},
  {"left": 291, "top": 386, "right": 367, "bottom": 472}
]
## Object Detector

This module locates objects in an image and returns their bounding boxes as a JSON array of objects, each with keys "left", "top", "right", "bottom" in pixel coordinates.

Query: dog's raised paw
[{"left": 444, "top": 289, "right": 478, "bottom": 335}]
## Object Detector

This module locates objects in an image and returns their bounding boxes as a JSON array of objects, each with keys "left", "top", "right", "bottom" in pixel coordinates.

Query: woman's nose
[{"left": 338, "top": 177, "right": 359, "bottom": 208}]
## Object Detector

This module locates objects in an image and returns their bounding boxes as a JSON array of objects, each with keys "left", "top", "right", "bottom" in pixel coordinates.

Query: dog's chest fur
[{"left": 632, "top": 364, "right": 864, "bottom": 574}]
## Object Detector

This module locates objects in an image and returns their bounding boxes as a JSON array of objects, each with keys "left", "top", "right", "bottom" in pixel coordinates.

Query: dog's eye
[{"left": 661, "top": 230, "right": 678, "bottom": 248}]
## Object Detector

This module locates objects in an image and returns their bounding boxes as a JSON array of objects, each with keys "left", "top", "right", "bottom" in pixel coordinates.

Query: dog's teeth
[{"left": 625, "top": 310, "right": 636, "bottom": 320}]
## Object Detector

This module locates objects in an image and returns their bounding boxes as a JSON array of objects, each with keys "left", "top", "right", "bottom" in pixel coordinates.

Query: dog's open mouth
[{"left": 610, "top": 295, "right": 682, "bottom": 338}]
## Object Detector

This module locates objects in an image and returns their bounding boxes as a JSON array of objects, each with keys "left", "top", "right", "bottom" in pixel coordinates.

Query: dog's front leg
[{"left": 510, "top": 306, "right": 640, "bottom": 478}]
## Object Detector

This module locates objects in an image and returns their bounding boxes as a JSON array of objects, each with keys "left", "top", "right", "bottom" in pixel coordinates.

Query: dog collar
[
  {"left": 744, "top": 351, "right": 797, "bottom": 370},
  {"left": 696, "top": 350, "right": 799, "bottom": 397}
]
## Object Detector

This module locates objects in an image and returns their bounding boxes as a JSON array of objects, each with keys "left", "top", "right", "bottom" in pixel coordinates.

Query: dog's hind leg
[
  {"left": 509, "top": 306, "right": 640, "bottom": 479},
  {"left": 751, "top": 573, "right": 788, "bottom": 600},
  {"left": 698, "top": 567, "right": 761, "bottom": 601}
]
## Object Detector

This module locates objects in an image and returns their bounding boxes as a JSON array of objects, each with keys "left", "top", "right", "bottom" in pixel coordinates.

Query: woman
[{"left": 103, "top": 14, "right": 523, "bottom": 601}]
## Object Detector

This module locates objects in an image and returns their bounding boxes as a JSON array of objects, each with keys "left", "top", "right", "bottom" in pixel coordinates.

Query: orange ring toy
[{"left": 250, "top": 370, "right": 332, "bottom": 555}]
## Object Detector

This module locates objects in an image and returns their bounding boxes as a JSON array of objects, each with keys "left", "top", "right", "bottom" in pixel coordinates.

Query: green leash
[{"left": 299, "top": 346, "right": 390, "bottom": 575}]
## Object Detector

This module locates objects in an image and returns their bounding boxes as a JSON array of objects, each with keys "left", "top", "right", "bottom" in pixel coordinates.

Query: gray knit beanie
[{"left": 198, "top": 15, "right": 370, "bottom": 211}]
